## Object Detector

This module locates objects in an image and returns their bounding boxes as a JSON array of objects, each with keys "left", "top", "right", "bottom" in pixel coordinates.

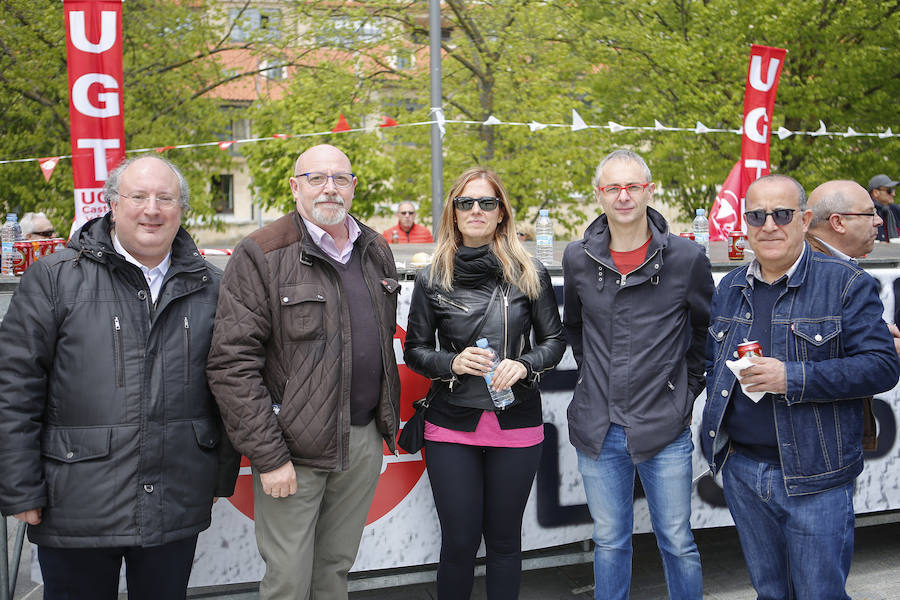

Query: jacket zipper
[
  {"left": 585, "top": 247, "right": 660, "bottom": 287},
  {"left": 437, "top": 293, "right": 470, "bottom": 312},
  {"left": 113, "top": 316, "right": 124, "bottom": 387},
  {"left": 183, "top": 316, "right": 190, "bottom": 385},
  {"left": 364, "top": 240, "right": 400, "bottom": 457}
]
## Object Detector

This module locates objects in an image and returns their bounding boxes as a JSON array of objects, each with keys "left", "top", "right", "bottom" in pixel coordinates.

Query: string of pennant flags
[{"left": 4, "top": 109, "right": 897, "bottom": 183}]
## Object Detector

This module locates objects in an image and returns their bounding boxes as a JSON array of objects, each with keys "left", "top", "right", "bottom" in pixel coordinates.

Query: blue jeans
[
  {"left": 577, "top": 424, "right": 702, "bottom": 600},
  {"left": 723, "top": 450, "right": 854, "bottom": 600}
]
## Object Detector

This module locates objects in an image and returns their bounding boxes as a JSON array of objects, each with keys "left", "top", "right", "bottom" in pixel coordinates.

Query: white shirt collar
[
  {"left": 300, "top": 214, "right": 361, "bottom": 264},
  {"left": 811, "top": 235, "right": 855, "bottom": 263},
  {"left": 112, "top": 232, "right": 171, "bottom": 302},
  {"left": 746, "top": 244, "right": 806, "bottom": 286}
]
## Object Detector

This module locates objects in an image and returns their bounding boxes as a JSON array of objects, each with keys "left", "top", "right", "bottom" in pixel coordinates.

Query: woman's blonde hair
[{"left": 430, "top": 167, "right": 540, "bottom": 299}]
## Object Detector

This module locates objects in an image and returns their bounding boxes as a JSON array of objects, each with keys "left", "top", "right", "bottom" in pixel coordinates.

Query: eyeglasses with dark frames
[
  {"left": 877, "top": 187, "right": 896, "bottom": 195},
  {"left": 744, "top": 208, "right": 796, "bottom": 227},
  {"left": 295, "top": 172, "right": 355, "bottom": 188},
  {"left": 838, "top": 211, "right": 878, "bottom": 219},
  {"left": 398, "top": 210, "right": 416, "bottom": 216},
  {"left": 596, "top": 182, "right": 653, "bottom": 198},
  {"left": 453, "top": 196, "right": 500, "bottom": 211},
  {"left": 31, "top": 229, "right": 56, "bottom": 238}
]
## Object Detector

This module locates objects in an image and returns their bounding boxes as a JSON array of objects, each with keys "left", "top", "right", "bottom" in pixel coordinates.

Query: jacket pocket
[
  {"left": 708, "top": 318, "right": 732, "bottom": 361},
  {"left": 790, "top": 319, "right": 841, "bottom": 361},
  {"left": 41, "top": 426, "right": 112, "bottom": 508},
  {"left": 191, "top": 418, "right": 220, "bottom": 449},
  {"left": 113, "top": 316, "right": 124, "bottom": 387},
  {"left": 279, "top": 283, "right": 327, "bottom": 341}
]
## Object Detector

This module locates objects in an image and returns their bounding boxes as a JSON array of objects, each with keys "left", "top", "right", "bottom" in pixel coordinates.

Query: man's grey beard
[{"left": 312, "top": 193, "right": 347, "bottom": 226}]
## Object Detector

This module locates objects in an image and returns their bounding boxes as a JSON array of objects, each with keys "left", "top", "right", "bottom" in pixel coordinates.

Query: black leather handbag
[{"left": 397, "top": 397, "right": 429, "bottom": 454}]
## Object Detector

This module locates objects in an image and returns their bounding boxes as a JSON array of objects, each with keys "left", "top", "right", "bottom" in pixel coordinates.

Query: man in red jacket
[{"left": 382, "top": 201, "right": 434, "bottom": 243}]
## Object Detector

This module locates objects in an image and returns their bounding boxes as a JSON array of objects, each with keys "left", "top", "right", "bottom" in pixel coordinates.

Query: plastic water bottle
[
  {"left": 692, "top": 208, "right": 709, "bottom": 257},
  {"left": 475, "top": 338, "right": 515, "bottom": 409},
  {"left": 535, "top": 209, "right": 554, "bottom": 265},
  {"left": 1, "top": 213, "right": 20, "bottom": 277}
]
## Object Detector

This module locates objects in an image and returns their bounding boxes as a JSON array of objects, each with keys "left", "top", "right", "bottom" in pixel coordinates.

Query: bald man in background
[{"left": 807, "top": 179, "right": 900, "bottom": 451}]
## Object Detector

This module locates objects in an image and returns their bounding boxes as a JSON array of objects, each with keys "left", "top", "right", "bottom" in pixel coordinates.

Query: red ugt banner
[
  {"left": 709, "top": 45, "right": 786, "bottom": 240},
  {"left": 64, "top": 0, "right": 126, "bottom": 229}
]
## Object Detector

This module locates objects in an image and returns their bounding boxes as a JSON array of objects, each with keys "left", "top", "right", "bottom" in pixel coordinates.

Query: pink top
[{"left": 425, "top": 410, "right": 544, "bottom": 448}]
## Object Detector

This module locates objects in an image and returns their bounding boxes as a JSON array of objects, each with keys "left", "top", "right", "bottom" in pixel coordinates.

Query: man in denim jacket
[{"left": 702, "top": 174, "right": 900, "bottom": 600}]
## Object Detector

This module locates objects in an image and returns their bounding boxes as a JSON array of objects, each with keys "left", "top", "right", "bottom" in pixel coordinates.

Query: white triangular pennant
[
  {"left": 653, "top": 120, "right": 667, "bottom": 130},
  {"left": 845, "top": 127, "right": 858, "bottom": 137},
  {"left": 879, "top": 128, "right": 893, "bottom": 139},
  {"left": 608, "top": 121, "right": 625, "bottom": 133},
  {"left": 695, "top": 121, "right": 710, "bottom": 134},
  {"left": 571, "top": 109, "right": 588, "bottom": 131},
  {"left": 483, "top": 115, "right": 502, "bottom": 125},
  {"left": 811, "top": 120, "right": 827, "bottom": 136},
  {"left": 776, "top": 127, "right": 793, "bottom": 140},
  {"left": 529, "top": 121, "right": 548, "bottom": 132}
]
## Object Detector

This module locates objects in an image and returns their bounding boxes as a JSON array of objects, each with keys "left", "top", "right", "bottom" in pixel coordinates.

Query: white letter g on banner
[{"left": 72, "top": 74, "right": 120, "bottom": 118}]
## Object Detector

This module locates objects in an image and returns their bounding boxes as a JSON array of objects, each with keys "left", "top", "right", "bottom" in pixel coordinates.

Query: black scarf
[{"left": 453, "top": 245, "right": 503, "bottom": 288}]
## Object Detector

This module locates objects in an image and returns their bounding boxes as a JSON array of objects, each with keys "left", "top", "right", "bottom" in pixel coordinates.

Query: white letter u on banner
[
  {"left": 69, "top": 10, "right": 117, "bottom": 54},
  {"left": 748, "top": 55, "right": 781, "bottom": 92}
]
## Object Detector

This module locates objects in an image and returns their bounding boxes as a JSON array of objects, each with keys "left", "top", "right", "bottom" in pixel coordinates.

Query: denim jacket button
[
  {"left": 708, "top": 430, "right": 716, "bottom": 437},
  {"left": 720, "top": 389, "right": 728, "bottom": 397},
  {"left": 814, "top": 334, "right": 822, "bottom": 342},
  {"left": 717, "top": 331, "right": 724, "bottom": 339},
  {"left": 745, "top": 312, "right": 751, "bottom": 319},
  {"left": 733, "top": 351, "right": 739, "bottom": 358}
]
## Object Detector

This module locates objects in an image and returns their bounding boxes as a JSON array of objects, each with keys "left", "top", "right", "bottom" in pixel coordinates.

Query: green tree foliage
[
  {"left": 0, "top": 0, "right": 249, "bottom": 232},
  {"left": 241, "top": 0, "right": 601, "bottom": 233},
  {"left": 579, "top": 0, "right": 900, "bottom": 220}
]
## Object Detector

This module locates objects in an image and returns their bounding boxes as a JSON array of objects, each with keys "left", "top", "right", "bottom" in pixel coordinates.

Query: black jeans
[
  {"left": 426, "top": 439, "right": 543, "bottom": 600},
  {"left": 38, "top": 534, "right": 199, "bottom": 600}
]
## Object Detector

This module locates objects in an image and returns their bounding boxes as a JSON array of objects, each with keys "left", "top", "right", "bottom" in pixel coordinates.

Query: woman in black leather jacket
[{"left": 404, "top": 167, "right": 565, "bottom": 600}]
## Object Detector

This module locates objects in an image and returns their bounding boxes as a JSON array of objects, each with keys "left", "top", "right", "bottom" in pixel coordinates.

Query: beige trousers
[{"left": 252, "top": 421, "right": 383, "bottom": 600}]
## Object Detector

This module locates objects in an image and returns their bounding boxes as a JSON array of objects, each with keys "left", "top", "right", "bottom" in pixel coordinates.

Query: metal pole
[{"left": 429, "top": 0, "right": 444, "bottom": 238}]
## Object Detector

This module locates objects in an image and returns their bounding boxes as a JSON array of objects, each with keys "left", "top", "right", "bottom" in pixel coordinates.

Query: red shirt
[
  {"left": 382, "top": 222, "right": 434, "bottom": 244},
  {"left": 610, "top": 236, "right": 652, "bottom": 274}
]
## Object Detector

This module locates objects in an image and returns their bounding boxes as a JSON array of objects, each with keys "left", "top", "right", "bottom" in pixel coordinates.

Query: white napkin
[{"left": 725, "top": 357, "right": 766, "bottom": 402}]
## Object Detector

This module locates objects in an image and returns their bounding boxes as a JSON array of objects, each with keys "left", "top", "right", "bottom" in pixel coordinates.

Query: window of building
[
  {"left": 229, "top": 8, "right": 281, "bottom": 42},
  {"left": 392, "top": 50, "right": 414, "bottom": 70},
  {"left": 211, "top": 174, "right": 234, "bottom": 214},
  {"left": 259, "top": 59, "right": 286, "bottom": 81},
  {"left": 318, "top": 17, "right": 383, "bottom": 47}
]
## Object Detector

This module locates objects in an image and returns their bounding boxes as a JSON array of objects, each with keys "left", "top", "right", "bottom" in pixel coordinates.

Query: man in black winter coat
[{"left": 0, "top": 155, "right": 239, "bottom": 600}]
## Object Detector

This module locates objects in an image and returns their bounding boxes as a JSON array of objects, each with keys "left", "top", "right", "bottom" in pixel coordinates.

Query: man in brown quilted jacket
[{"left": 207, "top": 144, "right": 401, "bottom": 600}]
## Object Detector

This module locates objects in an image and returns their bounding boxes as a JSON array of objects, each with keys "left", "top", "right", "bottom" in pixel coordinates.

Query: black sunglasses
[
  {"left": 32, "top": 229, "right": 56, "bottom": 238},
  {"left": 744, "top": 208, "right": 796, "bottom": 227},
  {"left": 453, "top": 196, "right": 500, "bottom": 211}
]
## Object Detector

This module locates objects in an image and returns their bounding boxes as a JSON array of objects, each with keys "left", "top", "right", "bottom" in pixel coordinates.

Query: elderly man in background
[
  {"left": 382, "top": 200, "right": 434, "bottom": 243},
  {"left": 807, "top": 179, "right": 895, "bottom": 451},
  {"left": 868, "top": 174, "right": 900, "bottom": 241},
  {"left": 0, "top": 155, "right": 239, "bottom": 600},
  {"left": 703, "top": 174, "right": 900, "bottom": 600},
  {"left": 20, "top": 211, "right": 55, "bottom": 239}
]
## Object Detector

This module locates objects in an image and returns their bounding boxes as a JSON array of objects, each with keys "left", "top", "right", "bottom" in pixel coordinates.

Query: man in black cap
[{"left": 868, "top": 174, "right": 900, "bottom": 241}]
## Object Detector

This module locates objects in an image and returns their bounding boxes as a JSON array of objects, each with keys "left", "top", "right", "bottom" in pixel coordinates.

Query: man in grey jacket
[
  {"left": 562, "top": 149, "right": 713, "bottom": 600},
  {"left": 0, "top": 155, "right": 238, "bottom": 600}
]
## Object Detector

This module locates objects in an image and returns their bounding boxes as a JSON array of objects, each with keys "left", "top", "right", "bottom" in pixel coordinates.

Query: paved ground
[{"left": 6, "top": 516, "right": 900, "bottom": 599}]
